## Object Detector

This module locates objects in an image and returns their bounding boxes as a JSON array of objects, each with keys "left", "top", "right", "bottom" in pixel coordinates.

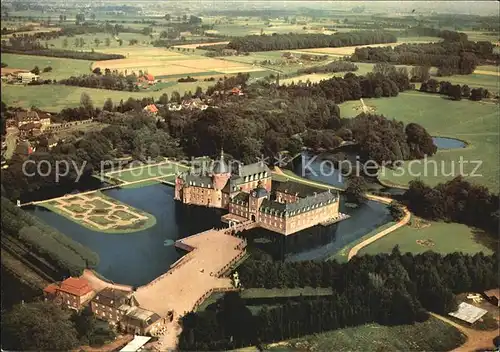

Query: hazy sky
[{"left": 196, "top": 1, "right": 499, "bottom": 16}]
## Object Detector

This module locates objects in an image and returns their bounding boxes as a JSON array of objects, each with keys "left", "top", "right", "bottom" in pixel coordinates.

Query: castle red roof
[{"left": 58, "top": 277, "right": 93, "bottom": 297}]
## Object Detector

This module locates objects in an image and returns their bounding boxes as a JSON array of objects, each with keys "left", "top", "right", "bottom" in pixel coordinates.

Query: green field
[
  {"left": 358, "top": 221, "right": 494, "bottom": 257},
  {"left": 441, "top": 73, "right": 499, "bottom": 95},
  {"left": 340, "top": 92, "right": 499, "bottom": 192},
  {"left": 0, "top": 81, "right": 214, "bottom": 111},
  {"left": 108, "top": 162, "right": 187, "bottom": 183},
  {"left": 261, "top": 316, "right": 465, "bottom": 352},
  {"left": 1, "top": 53, "right": 92, "bottom": 80}
]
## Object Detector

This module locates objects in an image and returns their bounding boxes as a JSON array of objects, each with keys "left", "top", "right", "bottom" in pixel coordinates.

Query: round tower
[{"left": 212, "top": 149, "right": 231, "bottom": 190}]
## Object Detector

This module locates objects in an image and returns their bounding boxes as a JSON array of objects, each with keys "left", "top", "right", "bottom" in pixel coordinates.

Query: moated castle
[{"left": 174, "top": 151, "right": 348, "bottom": 235}]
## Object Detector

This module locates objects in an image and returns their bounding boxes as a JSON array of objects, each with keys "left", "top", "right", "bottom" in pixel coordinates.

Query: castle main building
[{"left": 174, "top": 152, "right": 348, "bottom": 236}]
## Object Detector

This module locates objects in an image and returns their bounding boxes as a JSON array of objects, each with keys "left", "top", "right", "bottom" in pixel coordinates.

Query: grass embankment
[
  {"left": 359, "top": 221, "right": 494, "bottom": 256},
  {"left": 258, "top": 316, "right": 466, "bottom": 352},
  {"left": 340, "top": 92, "right": 499, "bottom": 192}
]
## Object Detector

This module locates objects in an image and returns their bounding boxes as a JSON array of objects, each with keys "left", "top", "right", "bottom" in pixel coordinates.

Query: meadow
[
  {"left": 340, "top": 92, "right": 500, "bottom": 192},
  {"left": 0, "top": 81, "right": 214, "bottom": 111},
  {"left": 358, "top": 221, "right": 494, "bottom": 256},
  {"left": 1, "top": 53, "right": 92, "bottom": 80}
]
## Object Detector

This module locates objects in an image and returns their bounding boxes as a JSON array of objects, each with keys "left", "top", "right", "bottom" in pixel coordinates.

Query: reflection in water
[
  {"left": 241, "top": 195, "right": 390, "bottom": 261},
  {"left": 25, "top": 184, "right": 222, "bottom": 287}
]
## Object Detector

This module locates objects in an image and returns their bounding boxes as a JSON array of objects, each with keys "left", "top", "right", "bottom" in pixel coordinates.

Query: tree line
[
  {"left": 227, "top": 31, "right": 397, "bottom": 52},
  {"left": 296, "top": 60, "right": 358, "bottom": 75},
  {"left": 351, "top": 40, "right": 498, "bottom": 75},
  {"left": 179, "top": 250, "right": 498, "bottom": 350},
  {"left": 404, "top": 177, "right": 499, "bottom": 238},
  {"left": 398, "top": 27, "right": 468, "bottom": 42},
  {"left": 420, "top": 79, "right": 492, "bottom": 101},
  {"left": 1, "top": 31, "right": 125, "bottom": 60},
  {"left": 59, "top": 71, "right": 139, "bottom": 92}
]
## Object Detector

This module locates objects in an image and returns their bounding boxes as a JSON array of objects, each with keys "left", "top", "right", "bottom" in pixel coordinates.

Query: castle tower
[
  {"left": 248, "top": 181, "right": 268, "bottom": 222},
  {"left": 212, "top": 149, "right": 231, "bottom": 190}
]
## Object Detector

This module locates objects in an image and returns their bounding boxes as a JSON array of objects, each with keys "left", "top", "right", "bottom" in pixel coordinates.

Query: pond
[
  {"left": 25, "top": 184, "right": 223, "bottom": 287},
  {"left": 432, "top": 137, "right": 466, "bottom": 150}
]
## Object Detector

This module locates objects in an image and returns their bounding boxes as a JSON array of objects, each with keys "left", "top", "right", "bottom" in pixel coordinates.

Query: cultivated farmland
[{"left": 93, "top": 46, "right": 267, "bottom": 78}]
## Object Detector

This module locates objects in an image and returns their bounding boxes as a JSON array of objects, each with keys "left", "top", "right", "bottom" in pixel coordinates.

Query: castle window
[{"left": 264, "top": 171, "right": 268, "bottom": 177}]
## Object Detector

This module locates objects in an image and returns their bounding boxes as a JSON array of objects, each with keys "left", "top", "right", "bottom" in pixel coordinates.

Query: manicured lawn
[
  {"left": 264, "top": 316, "right": 465, "bottom": 352},
  {"left": 88, "top": 215, "right": 114, "bottom": 226},
  {"left": 88, "top": 198, "right": 110, "bottom": 209},
  {"left": 1, "top": 53, "right": 92, "bottom": 80},
  {"left": 340, "top": 92, "right": 499, "bottom": 192},
  {"left": 113, "top": 210, "right": 137, "bottom": 221},
  {"left": 112, "top": 163, "right": 184, "bottom": 183},
  {"left": 62, "top": 204, "right": 87, "bottom": 214},
  {"left": 358, "top": 221, "right": 494, "bottom": 256}
]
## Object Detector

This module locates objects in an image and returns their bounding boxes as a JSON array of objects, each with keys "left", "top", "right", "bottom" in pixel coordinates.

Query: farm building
[
  {"left": 0, "top": 68, "right": 29, "bottom": 82},
  {"left": 138, "top": 74, "right": 155, "bottom": 85},
  {"left": 448, "top": 302, "right": 488, "bottom": 324},
  {"left": 17, "top": 72, "right": 39, "bottom": 83},
  {"left": 484, "top": 288, "right": 500, "bottom": 307},
  {"left": 43, "top": 277, "right": 95, "bottom": 311}
]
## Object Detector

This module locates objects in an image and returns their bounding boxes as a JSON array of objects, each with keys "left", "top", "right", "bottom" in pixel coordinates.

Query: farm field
[
  {"left": 92, "top": 46, "right": 267, "bottom": 78},
  {"left": 1, "top": 53, "right": 92, "bottom": 80},
  {"left": 340, "top": 92, "right": 500, "bottom": 192},
  {"left": 41, "top": 191, "right": 156, "bottom": 233},
  {"left": 358, "top": 221, "right": 494, "bottom": 257},
  {"left": 260, "top": 317, "right": 466, "bottom": 352}
]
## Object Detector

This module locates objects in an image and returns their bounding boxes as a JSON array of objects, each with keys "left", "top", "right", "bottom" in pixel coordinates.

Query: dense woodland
[
  {"left": 179, "top": 251, "right": 498, "bottom": 350},
  {"left": 2, "top": 302, "right": 115, "bottom": 351},
  {"left": 1, "top": 197, "right": 99, "bottom": 277},
  {"left": 227, "top": 31, "right": 397, "bottom": 52},
  {"left": 404, "top": 177, "right": 499, "bottom": 238},
  {"left": 351, "top": 40, "right": 497, "bottom": 75}
]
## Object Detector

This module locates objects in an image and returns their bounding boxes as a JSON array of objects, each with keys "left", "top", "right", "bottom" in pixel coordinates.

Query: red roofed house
[
  {"left": 143, "top": 104, "right": 159, "bottom": 115},
  {"left": 43, "top": 277, "right": 95, "bottom": 311},
  {"left": 138, "top": 74, "right": 155, "bottom": 85},
  {"left": 230, "top": 87, "right": 243, "bottom": 96}
]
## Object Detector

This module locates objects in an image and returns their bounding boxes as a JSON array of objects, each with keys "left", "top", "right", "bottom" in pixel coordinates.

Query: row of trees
[
  {"left": 297, "top": 60, "right": 358, "bottom": 75},
  {"left": 405, "top": 177, "right": 499, "bottom": 237},
  {"left": 227, "top": 31, "right": 397, "bottom": 52},
  {"left": 399, "top": 27, "right": 468, "bottom": 42},
  {"left": 351, "top": 40, "right": 497, "bottom": 75},
  {"left": 179, "top": 250, "right": 498, "bottom": 350},
  {"left": 60, "top": 72, "right": 139, "bottom": 92},
  {"left": 1, "top": 197, "right": 99, "bottom": 277},
  {"left": 420, "top": 79, "right": 491, "bottom": 101}
]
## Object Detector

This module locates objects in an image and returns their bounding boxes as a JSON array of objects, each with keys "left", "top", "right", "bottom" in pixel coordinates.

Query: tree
[
  {"left": 344, "top": 175, "right": 367, "bottom": 204},
  {"left": 158, "top": 93, "right": 169, "bottom": 105},
  {"left": 129, "top": 39, "right": 138, "bottom": 45},
  {"left": 75, "top": 13, "right": 85, "bottom": 25},
  {"left": 103, "top": 98, "right": 113, "bottom": 111},
  {"left": 165, "top": 14, "right": 171, "bottom": 21},
  {"left": 194, "top": 86, "right": 203, "bottom": 98},
  {"left": 388, "top": 201, "right": 405, "bottom": 221},
  {"left": 80, "top": 92, "right": 94, "bottom": 112},
  {"left": 92, "top": 67, "right": 101, "bottom": 75},
  {"left": 448, "top": 84, "right": 462, "bottom": 101},
  {"left": 30, "top": 66, "right": 40, "bottom": 75},
  {"left": 62, "top": 38, "right": 68, "bottom": 48},
  {"left": 170, "top": 91, "right": 181, "bottom": 103},
  {"left": 461, "top": 84, "right": 470, "bottom": 98},
  {"left": 43, "top": 66, "right": 52, "bottom": 73},
  {"left": 1, "top": 301, "right": 80, "bottom": 351}
]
